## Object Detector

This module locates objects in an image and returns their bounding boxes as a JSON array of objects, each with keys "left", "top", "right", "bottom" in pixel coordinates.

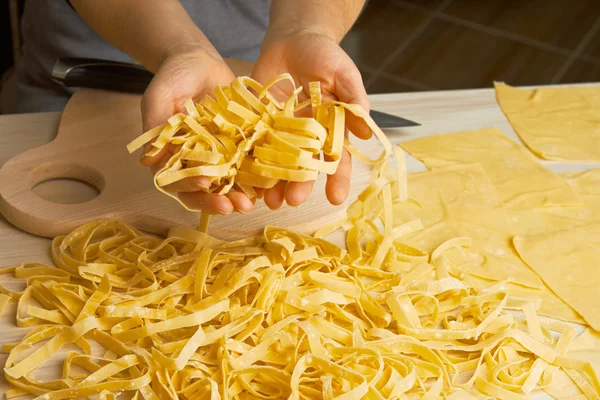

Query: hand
[
  {"left": 140, "top": 49, "right": 255, "bottom": 214},
  {"left": 252, "top": 30, "right": 371, "bottom": 210}
]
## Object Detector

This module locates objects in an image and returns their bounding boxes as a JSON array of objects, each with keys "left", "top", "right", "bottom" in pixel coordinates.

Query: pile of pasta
[
  {"left": 126, "top": 73, "right": 390, "bottom": 209},
  {"left": 1, "top": 75, "right": 599, "bottom": 399},
  {"left": 2, "top": 156, "right": 599, "bottom": 399}
]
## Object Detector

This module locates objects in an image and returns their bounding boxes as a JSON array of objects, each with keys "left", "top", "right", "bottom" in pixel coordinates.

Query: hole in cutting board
[
  {"left": 29, "top": 162, "right": 105, "bottom": 204},
  {"left": 32, "top": 178, "right": 100, "bottom": 204}
]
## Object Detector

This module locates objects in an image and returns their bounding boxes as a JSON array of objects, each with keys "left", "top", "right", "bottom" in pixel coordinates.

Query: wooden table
[{"left": 0, "top": 86, "right": 597, "bottom": 396}]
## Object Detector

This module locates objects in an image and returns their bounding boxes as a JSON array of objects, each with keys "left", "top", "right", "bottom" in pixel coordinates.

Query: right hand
[{"left": 139, "top": 49, "right": 255, "bottom": 214}]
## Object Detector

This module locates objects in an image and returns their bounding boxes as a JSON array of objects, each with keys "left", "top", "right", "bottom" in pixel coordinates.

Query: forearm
[
  {"left": 70, "top": 0, "right": 219, "bottom": 72},
  {"left": 267, "top": 0, "right": 366, "bottom": 43}
]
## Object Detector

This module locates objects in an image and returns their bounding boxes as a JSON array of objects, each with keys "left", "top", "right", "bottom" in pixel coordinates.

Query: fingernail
[
  {"left": 334, "top": 189, "right": 348, "bottom": 205},
  {"left": 237, "top": 201, "right": 254, "bottom": 214}
]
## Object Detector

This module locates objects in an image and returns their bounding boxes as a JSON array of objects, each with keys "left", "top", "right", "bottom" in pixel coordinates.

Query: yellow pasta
[
  {"left": 0, "top": 293, "right": 11, "bottom": 314},
  {"left": 1, "top": 75, "right": 598, "bottom": 398},
  {"left": 2, "top": 155, "right": 598, "bottom": 399},
  {"left": 127, "top": 74, "right": 392, "bottom": 211}
]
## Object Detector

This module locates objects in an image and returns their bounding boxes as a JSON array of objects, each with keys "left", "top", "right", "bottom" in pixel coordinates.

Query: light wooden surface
[{"left": 0, "top": 84, "right": 598, "bottom": 396}]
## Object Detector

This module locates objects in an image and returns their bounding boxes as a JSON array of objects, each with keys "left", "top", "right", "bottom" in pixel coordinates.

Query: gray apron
[{"left": 1, "top": 0, "right": 270, "bottom": 114}]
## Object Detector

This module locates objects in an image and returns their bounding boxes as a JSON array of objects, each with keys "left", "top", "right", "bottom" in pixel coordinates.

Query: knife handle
[{"left": 52, "top": 58, "right": 153, "bottom": 94}]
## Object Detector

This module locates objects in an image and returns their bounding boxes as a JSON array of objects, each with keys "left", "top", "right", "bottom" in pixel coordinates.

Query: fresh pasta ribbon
[{"left": 126, "top": 74, "right": 392, "bottom": 211}]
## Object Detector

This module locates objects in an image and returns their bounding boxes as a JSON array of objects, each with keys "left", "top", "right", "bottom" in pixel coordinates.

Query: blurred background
[
  {"left": 340, "top": 0, "right": 600, "bottom": 93},
  {"left": 2, "top": 0, "right": 600, "bottom": 96},
  {"left": 0, "top": 0, "right": 21, "bottom": 91}
]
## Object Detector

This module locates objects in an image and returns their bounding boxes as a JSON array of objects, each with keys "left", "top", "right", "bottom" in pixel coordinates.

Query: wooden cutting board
[{"left": 0, "top": 88, "right": 382, "bottom": 239}]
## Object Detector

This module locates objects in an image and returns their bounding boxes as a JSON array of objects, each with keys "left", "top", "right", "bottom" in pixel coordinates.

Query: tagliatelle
[
  {"left": 2, "top": 151, "right": 599, "bottom": 399},
  {"left": 2, "top": 76, "right": 598, "bottom": 398},
  {"left": 126, "top": 74, "right": 392, "bottom": 211}
]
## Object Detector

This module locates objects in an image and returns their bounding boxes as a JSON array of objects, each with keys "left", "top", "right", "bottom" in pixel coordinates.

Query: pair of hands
[{"left": 140, "top": 30, "right": 371, "bottom": 214}]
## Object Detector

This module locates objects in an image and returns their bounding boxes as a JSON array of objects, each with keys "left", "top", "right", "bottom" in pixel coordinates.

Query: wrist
[
  {"left": 159, "top": 38, "right": 222, "bottom": 71},
  {"left": 264, "top": 23, "right": 343, "bottom": 48},
  {"left": 266, "top": 0, "right": 364, "bottom": 46}
]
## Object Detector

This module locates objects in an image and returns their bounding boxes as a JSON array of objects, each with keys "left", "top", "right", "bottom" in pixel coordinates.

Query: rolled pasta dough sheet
[
  {"left": 401, "top": 127, "right": 581, "bottom": 210},
  {"left": 496, "top": 82, "right": 600, "bottom": 161},
  {"left": 514, "top": 223, "right": 600, "bottom": 331}
]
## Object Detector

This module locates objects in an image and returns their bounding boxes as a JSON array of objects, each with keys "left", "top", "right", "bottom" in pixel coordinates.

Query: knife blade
[{"left": 52, "top": 57, "right": 420, "bottom": 128}]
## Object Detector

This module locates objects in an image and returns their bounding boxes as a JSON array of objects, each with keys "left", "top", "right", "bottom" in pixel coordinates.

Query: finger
[
  {"left": 140, "top": 79, "right": 176, "bottom": 168},
  {"left": 264, "top": 181, "right": 286, "bottom": 210},
  {"left": 346, "top": 110, "right": 372, "bottom": 140},
  {"left": 141, "top": 75, "right": 176, "bottom": 132},
  {"left": 295, "top": 104, "right": 314, "bottom": 118},
  {"left": 162, "top": 176, "right": 212, "bottom": 193},
  {"left": 144, "top": 142, "right": 178, "bottom": 175},
  {"left": 251, "top": 66, "right": 294, "bottom": 103},
  {"left": 326, "top": 147, "right": 352, "bottom": 205},
  {"left": 281, "top": 148, "right": 321, "bottom": 208},
  {"left": 266, "top": 80, "right": 295, "bottom": 103},
  {"left": 283, "top": 142, "right": 319, "bottom": 206},
  {"left": 226, "top": 191, "right": 254, "bottom": 214},
  {"left": 178, "top": 192, "right": 234, "bottom": 215},
  {"left": 334, "top": 63, "right": 372, "bottom": 140},
  {"left": 150, "top": 158, "right": 168, "bottom": 175},
  {"left": 285, "top": 180, "right": 315, "bottom": 207},
  {"left": 141, "top": 142, "right": 171, "bottom": 168}
]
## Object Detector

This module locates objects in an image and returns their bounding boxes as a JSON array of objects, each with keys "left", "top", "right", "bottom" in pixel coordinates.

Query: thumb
[
  {"left": 139, "top": 77, "right": 176, "bottom": 166},
  {"left": 334, "top": 63, "right": 372, "bottom": 140},
  {"left": 141, "top": 74, "right": 178, "bottom": 132}
]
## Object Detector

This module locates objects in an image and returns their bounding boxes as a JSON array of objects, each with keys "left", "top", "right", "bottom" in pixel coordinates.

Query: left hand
[{"left": 252, "top": 29, "right": 371, "bottom": 209}]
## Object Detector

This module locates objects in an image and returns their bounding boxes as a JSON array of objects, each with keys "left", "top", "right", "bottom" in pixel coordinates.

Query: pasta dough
[
  {"left": 393, "top": 162, "right": 585, "bottom": 323},
  {"left": 496, "top": 82, "right": 600, "bottom": 161},
  {"left": 563, "top": 169, "right": 600, "bottom": 223},
  {"left": 400, "top": 127, "right": 581, "bottom": 209},
  {"left": 396, "top": 164, "right": 543, "bottom": 289},
  {"left": 514, "top": 223, "right": 600, "bottom": 330}
]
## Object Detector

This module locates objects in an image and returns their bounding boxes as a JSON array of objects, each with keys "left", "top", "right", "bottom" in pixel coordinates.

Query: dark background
[
  {"left": 340, "top": 0, "right": 600, "bottom": 93},
  {"left": 2, "top": 0, "right": 600, "bottom": 97},
  {"left": 0, "top": 0, "right": 21, "bottom": 78}
]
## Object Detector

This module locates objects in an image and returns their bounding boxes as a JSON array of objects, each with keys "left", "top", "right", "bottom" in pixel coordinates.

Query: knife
[{"left": 52, "top": 57, "right": 420, "bottom": 128}]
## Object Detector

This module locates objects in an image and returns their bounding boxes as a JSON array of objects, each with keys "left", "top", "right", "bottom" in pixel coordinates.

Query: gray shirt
[{"left": 1, "top": 0, "right": 270, "bottom": 114}]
